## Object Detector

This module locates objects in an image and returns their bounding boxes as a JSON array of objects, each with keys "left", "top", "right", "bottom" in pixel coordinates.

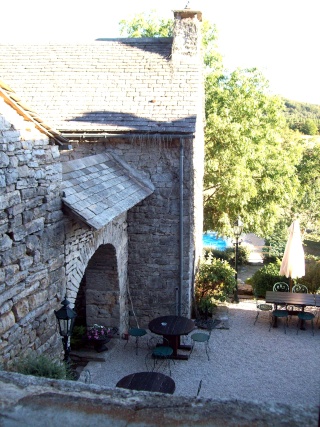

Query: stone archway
[{"left": 84, "top": 244, "right": 119, "bottom": 329}]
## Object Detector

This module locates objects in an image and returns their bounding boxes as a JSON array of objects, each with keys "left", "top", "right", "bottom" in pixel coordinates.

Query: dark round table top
[
  {"left": 148, "top": 315, "right": 195, "bottom": 336},
  {"left": 116, "top": 371, "right": 175, "bottom": 394}
]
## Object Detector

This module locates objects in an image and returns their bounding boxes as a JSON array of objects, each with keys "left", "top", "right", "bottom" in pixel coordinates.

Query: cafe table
[
  {"left": 265, "top": 291, "right": 317, "bottom": 328},
  {"left": 116, "top": 371, "right": 175, "bottom": 394},
  {"left": 265, "top": 291, "right": 316, "bottom": 309},
  {"left": 148, "top": 315, "right": 195, "bottom": 360}
]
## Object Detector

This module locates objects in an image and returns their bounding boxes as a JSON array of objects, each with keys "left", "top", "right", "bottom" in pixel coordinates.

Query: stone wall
[
  {"left": 63, "top": 213, "right": 129, "bottom": 335},
  {"left": 60, "top": 136, "right": 200, "bottom": 326},
  {"left": 1, "top": 8, "right": 205, "bottom": 362},
  {"left": 0, "top": 97, "right": 200, "bottom": 363},
  {"left": 0, "top": 98, "right": 130, "bottom": 365},
  {"left": 0, "top": 97, "right": 64, "bottom": 366},
  {"left": 0, "top": 371, "right": 317, "bottom": 427}
]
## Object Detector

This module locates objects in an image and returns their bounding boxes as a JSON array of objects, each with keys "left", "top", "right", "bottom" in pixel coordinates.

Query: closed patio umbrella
[{"left": 279, "top": 220, "right": 305, "bottom": 291}]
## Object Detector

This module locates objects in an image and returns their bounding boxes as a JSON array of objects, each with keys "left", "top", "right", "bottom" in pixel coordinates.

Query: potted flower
[{"left": 87, "top": 324, "right": 113, "bottom": 352}]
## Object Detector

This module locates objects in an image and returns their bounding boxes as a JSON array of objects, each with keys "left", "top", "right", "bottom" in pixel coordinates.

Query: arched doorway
[{"left": 75, "top": 244, "right": 120, "bottom": 330}]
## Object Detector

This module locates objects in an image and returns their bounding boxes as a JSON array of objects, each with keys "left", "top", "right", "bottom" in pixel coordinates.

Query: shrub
[
  {"left": 195, "top": 255, "right": 236, "bottom": 317},
  {"left": 225, "top": 246, "right": 251, "bottom": 266},
  {"left": 203, "top": 246, "right": 250, "bottom": 266},
  {"left": 249, "top": 261, "right": 289, "bottom": 297},
  {"left": 70, "top": 325, "right": 87, "bottom": 349},
  {"left": 10, "top": 354, "right": 74, "bottom": 380},
  {"left": 299, "top": 256, "right": 320, "bottom": 293},
  {"left": 263, "top": 225, "right": 288, "bottom": 263},
  {"left": 203, "top": 247, "right": 230, "bottom": 262}
]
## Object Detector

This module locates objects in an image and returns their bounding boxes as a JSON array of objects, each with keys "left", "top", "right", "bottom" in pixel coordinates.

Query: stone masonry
[
  {"left": 0, "top": 8, "right": 205, "bottom": 366},
  {"left": 0, "top": 96, "right": 64, "bottom": 365}
]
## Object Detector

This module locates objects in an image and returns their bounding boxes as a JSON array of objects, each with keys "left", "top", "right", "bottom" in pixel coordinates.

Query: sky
[{"left": 1, "top": 0, "right": 319, "bottom": 104}]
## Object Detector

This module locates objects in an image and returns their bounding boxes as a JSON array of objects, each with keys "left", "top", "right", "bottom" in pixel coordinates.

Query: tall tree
[
  {"left": 294, "top": 142, "right": 320, "bottom": 234},
  {"left": 119, "top": 11, "right": 173, "bottom": 37},
  {"left": 119, "top": 12, "right": 303, "bottom": 237},
  {"left": 204, "top": 68, "right": 303, "bottom": 236}
]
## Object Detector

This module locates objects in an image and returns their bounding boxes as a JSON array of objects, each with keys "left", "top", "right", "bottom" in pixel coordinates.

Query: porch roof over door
[{"left": 62, "top": 152, "right": 154, "bottom": 229}]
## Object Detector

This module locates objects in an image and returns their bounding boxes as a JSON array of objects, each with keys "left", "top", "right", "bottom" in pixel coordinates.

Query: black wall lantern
[
  {"left": 54, "top": 295, "right": 77, "bottom": 362},
  {"left": 233, "top": 217, "right": 244, "bottom": 303}
]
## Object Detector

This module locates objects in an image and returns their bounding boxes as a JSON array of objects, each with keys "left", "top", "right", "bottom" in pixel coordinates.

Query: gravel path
[{"left": 84, "top": 300, "right": 320, "bottom": 409}]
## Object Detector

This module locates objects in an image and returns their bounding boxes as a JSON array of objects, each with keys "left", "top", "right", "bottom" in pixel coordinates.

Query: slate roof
[
  {"left": 62, "top": 152, "right": 154, "bottom": 229},
  {"left": 0, "top": 39, "right": 200, "bottom": 136},
  {"left": 0, "top": 79, "right": 68, "bottom": 145}
]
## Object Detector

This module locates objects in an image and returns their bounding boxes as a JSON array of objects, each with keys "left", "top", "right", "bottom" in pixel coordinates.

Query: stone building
[{"left": 0, "top": 8, "right": 204, "bottom": 365}]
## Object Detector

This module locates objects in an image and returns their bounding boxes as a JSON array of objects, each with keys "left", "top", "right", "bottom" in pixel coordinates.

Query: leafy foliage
[
  {"left": 118, "top": 12, "right": 320, "bottom": 240},
  {"left": 203, "top": 245, "right": 251, "bottom": 265},
  {"left": 119, "top": 11, "right": 173, "bottom": 37},
  {"left": 263, "top": 222, "right": 289, "bottom": 263},
  {"left": 87, "top": 324, "right": 117, "bottom": 340},
  {"left": 204, "top": 68, "right": 303, "bottom": 236},
  {"left": 294, "top": 142, "right": 320, "bottom": 235},
  {"left": 195, "top": 255, "right": 236, "bottom": 316},
  {"left": 283, "top": 98, "right": 320, "bottom": 135},
  {"left": 299, "top": 256, "right": 320, "bottom": 293},
  {"left": 249, "top": 261, "right": 288, "bottom": 297},
  {"left": 10, "top": 354, "right": 74, "bottom": 380}
]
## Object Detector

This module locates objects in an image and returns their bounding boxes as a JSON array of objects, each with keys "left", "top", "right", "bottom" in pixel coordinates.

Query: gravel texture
[{"left": 84, "top": 300, "right": 320, "bottom": 409}]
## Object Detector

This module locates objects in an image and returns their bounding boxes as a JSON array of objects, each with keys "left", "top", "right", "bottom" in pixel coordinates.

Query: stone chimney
[{"left": 172, "top": 7, "right": 202, "bottom": 62}]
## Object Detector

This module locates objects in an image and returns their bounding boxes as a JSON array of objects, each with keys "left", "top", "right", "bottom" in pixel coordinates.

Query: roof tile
[
  {"left": 0, "top": 39, "right": 201, "bottom": 135},
  {"left": 62, "top": 152, "right": 154, "bottom": 229}
]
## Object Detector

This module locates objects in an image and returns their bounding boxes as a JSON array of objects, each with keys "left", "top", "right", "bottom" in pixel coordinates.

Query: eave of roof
[
  {"left": 62, "top": 152, "right": 154, "bottom": 229},
  {"left": 0, "top": 79, "right": 69, "bottom": 146}
]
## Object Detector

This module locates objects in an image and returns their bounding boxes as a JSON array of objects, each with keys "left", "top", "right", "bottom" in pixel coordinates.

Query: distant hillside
[{"left": 282, "top": 98, "right": 320, "bottom": 135}]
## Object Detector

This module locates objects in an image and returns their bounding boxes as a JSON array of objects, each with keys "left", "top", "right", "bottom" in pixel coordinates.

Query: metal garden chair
[
  {"left": 273, "top": 282, "right": 289, "bottom": 292},
  {"left": 190, "top": 322, "right": 214, "bottom": 361},
  {"left": 253, "top": 291, "right": 273, "bottom": 326},
  {"left": 292, "top": 284, "right": 308, "bottom": 293},
  {"left": 124, "top": 327, "right": 147, "bottom": 355},
  {"left": 297, "top": 311, "right": 315, "bottom": 336},
  {"left": 145, "top": 336, "right": 174, "bottom": 376}
]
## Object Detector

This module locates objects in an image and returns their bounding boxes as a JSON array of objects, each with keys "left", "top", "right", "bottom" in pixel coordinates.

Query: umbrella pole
[{"left": 289, "top": 277, "right": 292, "bottom": 292}]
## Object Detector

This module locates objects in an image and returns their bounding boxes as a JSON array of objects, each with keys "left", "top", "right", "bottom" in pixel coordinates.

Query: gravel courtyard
[{"left": 83, "top": 300, "right": 320, "bottom": 411}]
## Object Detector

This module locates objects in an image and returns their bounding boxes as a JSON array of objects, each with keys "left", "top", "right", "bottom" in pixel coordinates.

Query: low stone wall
[{"left": 0, "top": 371, "right": 318, "bottom": 427}]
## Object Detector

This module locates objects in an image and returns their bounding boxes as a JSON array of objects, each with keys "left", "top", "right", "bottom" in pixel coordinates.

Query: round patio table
[
  {"left": 116, "top": 371, "right": 175, "bottom": 394},
  {"left": 148, "top": 315, "right": 195, "bottom": 360}
]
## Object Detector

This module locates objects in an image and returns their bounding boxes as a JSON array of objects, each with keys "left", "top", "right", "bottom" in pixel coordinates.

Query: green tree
[
  {"left": 300, "top": 118, "right": 318, "bottom": 135},
  {"left": 119, "top": 11, "right": 222, "bottom": 70},
  {"left": 294, "top": 143, "right": 320, "bottom": 234},
  {"left": 119, "top": 11, "right": 173, "bottom": 37},
  {"left": 204, "top": 68, "right": 303, "bottom": 236},
  {"left": 119, "top": 12, "right": 303, "bottom": 238}
]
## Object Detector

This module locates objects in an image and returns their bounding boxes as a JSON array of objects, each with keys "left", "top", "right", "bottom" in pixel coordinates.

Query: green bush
[
  {"left": 203, "top": 246, "right": 251, "bottom": 266},
  {"left": 195, "top": 255, "right": 236, "bottom": 317},
  {"left": 10, "top": 354, "right": 74, "bottom": 380},
  {"left": 225, "top": 246, "right": 251, "bottom": 266},
  {"left": 249, "top": 261, "right": 289, "bottom": 297},
  {"left": 70, "top": 325, "right": 87, "bottom": 349},
  {"left": 263, "top": 225, "right": 288, "bottom": 263},
  {"left": 299, "top": 256, "right": 320, "bottom": 293},
  {"left": 203, "top": 247, "right": 230, "bottom": 262}
]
